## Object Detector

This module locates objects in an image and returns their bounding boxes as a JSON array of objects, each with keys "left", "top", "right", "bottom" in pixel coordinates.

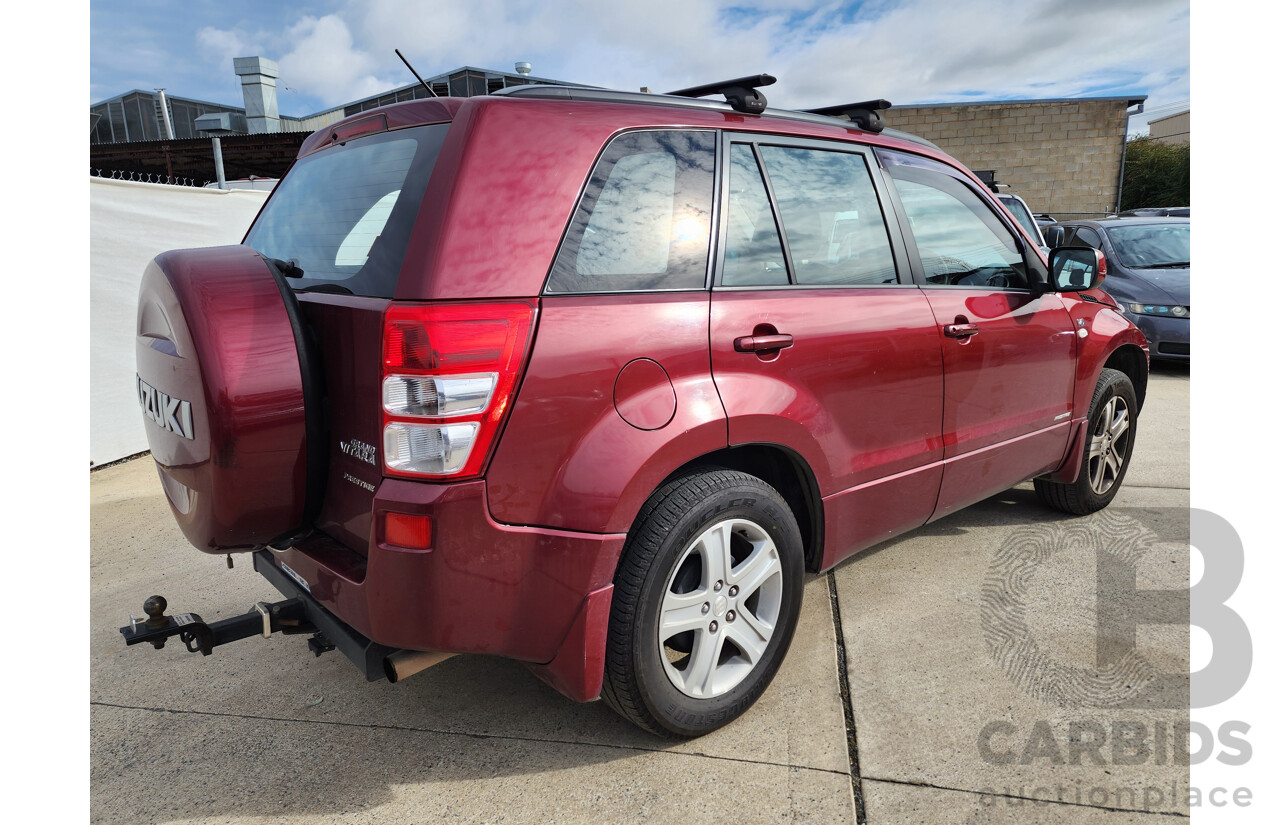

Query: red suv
[{"left": 129, "top": 79, "right": 1148, "bottom": 737}]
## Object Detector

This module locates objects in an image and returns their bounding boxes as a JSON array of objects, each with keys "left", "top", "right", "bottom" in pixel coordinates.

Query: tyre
[
  {"left": 602, "top": 470, "right": 805, "bottom": 737},
  {"left": 1035, "top": 368, "right": 1138, "bottom": 515}
]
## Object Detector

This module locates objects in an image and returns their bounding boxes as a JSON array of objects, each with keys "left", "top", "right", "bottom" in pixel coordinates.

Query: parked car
[
  {"left": 1044, "top": 217, "right": 1189, "bottom": 360},
  {"left": 996, "top": 193, "right": 1049, "bottom": 253},
  {"left": 125, "top": 78, "right": 1149, "bottom": 737},
  {"left": 1034, "top": 213, "right": 1058, "bottom": 227},
  {"left": 1117, "top": 206, "right": 1189, "bottom": 218}
]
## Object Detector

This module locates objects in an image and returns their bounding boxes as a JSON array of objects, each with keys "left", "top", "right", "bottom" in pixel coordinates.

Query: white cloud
[
  {"left": 196, "top": 25, "right": 268, "bottom": 101},
  {"left": 277, "top": 15, "right": 395, "bottom": 107},
  {"left": 335, "top": 0, "right": 1186, "bottom": 108},
  {"left": 179, "top": 0, "right": 1189, "bottom": 118}
]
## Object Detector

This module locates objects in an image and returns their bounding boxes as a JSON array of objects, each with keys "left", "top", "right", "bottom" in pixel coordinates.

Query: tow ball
[{"left": 119, "top": 594, "right": 317, "bottom": 656}]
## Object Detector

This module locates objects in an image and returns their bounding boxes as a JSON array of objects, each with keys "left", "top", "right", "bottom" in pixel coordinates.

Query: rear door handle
[
  {"left": 734, "top": 333, "right": 794, "bottom": 353},
  {"left": 943, "top": 323, "right": 979, "bottom": 339}
]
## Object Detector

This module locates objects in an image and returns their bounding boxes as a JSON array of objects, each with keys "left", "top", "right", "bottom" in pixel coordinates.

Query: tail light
[{"left": 381, "top": 301, "right": 537, "bottom": 480}]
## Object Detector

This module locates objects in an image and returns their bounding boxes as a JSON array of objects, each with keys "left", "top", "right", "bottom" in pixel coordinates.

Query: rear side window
[
  {"left": 757, "top": 146, "right": 897, "bottom": 286},
  {"left": 723, "top": 144, "right": 788, "bottom": 286},
  {"left": 547, "top": 130, "right": 716, "bottom": 293},
  {"left": 244, "top": 123, "right": 449, "bottom": 298}
]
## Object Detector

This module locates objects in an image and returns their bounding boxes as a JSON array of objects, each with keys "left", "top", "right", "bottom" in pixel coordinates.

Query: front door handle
[
  {"left": 734, "top": 333, "right": 794, "bottom": 353},
  {"left": 943, "top": 323, "right": 979, "bottom": 339}
]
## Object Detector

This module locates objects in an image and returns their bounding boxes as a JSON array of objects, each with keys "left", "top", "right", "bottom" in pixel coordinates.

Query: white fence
[{"left": 90, "top": 177, "right": 270, "bottom": 467}]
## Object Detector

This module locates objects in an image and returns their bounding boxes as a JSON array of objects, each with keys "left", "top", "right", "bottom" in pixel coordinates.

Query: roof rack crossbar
[
  {"left": 494, "top": 85, "right": 941, "bottom": 151},
  {"left": 803, "top": 99, "right": 892, "bottom": 133},
  {"left": 666, "top": 74, "right": 777, "bottom": 115}
]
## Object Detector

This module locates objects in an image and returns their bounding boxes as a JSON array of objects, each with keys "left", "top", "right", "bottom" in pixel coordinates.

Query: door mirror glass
[{"left": 1049, "top": 246, "right": 1106, "bottom": 292}]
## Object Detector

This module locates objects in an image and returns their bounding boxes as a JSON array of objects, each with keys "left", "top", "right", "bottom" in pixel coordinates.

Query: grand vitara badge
[
  {"left": 137, "top": 375, "right": 194, "bottom": 440},
  {"left": 340, "top": 438, "right": 377, "bottom": 466}
]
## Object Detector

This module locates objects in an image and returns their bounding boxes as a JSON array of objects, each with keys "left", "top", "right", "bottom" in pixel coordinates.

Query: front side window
[
  {"left": 245, "top": 123, "right": 449, "bottom": 298},
  {"left": 547, "top": 130, "right": 716, "bottom": 293},
  {"left": 880, "top": 150, "right": 1028, "bottom": 289}
]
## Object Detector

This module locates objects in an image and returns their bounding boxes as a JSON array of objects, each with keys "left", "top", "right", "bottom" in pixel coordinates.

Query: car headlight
[{"left": 1127, "top": 303, "right": 1189, "bottom": 318}]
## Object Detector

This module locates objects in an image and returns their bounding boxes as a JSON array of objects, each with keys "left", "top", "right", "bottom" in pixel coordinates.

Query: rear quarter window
[
  {"left": 244, "top": 123, "right": 449, "bottom": 298},
  {"left": 547, "top": 130, "right": 716, "bottom": 294}
]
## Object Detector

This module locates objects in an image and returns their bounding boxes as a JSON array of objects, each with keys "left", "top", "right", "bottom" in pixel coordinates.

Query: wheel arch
[
  {"left": 654, "top": 443, "right": 825, "bottom": 573},
  {"left": 1103, "top": 343, "right": 1149, "bottom": 413}
]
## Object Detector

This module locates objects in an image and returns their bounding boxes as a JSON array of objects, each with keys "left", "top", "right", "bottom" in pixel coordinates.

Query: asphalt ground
[{"left": 90, "top": 363, "right": 1189, "bottom": 824}]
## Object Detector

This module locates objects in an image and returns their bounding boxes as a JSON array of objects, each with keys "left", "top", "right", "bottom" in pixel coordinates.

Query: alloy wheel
[
  {"left": 1087, "top": 395, "right": 1130, "bottom": 494},
  {"left": 658, "top": 518, "right": 784, "bottom": 699}
]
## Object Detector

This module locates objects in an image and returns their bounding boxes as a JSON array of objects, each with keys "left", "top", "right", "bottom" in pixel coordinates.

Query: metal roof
[{"left": 889, "top": 94, "right": 1147, "bottom": 110}]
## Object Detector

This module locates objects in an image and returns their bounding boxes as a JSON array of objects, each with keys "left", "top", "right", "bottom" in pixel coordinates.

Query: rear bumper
[
  {"left": 1128, "top": 313, "right": 1189, "bottom": 360},
  {"left": 272, "top": 478, "right": 626, "bottom": 701}
]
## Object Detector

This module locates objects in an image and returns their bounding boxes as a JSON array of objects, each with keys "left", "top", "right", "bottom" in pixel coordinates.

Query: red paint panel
[
  {"left": 1062, "top": 294, "right": 1150, "bottom": 415},
  {"left": 820, "top": 462, "right": 945, "bottom": 570},
  {"left": 486, "top": 294, "right": 727, "bottom": 533},
  {"left": 136, "top": 246, "right": 307, "bottom": 551},
  {"left": 922, "top": 289, "right": 1077, "bottom": 460},
  {"left": 710, "top": 288, "right": 945, "bottom": 495},
  {"left": 614, "top": 358, "right": 677, "bottom": 431},
  {"left": 931, "top": 422, "right": 1074, "bottom": 521},
  {"left": 524, "top": 585, "right": 614, "bottom": 702},
  {"left": 278, "top": 479, "right": 625, "bottom": 663}
]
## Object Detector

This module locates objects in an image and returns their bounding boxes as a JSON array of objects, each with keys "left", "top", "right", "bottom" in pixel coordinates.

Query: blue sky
[{"left": 90, "top": 0, "right": 1189, "bottom": 134}]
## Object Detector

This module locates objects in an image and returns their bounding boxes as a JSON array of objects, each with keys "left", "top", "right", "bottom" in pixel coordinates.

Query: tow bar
[
  {"left": 117, "top": 550, "right": 404, "bottom": 681},
  {"left": 119, "top": 594, "right": 315, "bottom": 655}
]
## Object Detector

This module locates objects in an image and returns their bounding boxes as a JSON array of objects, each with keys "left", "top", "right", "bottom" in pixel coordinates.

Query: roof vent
[{"left": 515, "top": 62, "right": 532, "bottom": 76}]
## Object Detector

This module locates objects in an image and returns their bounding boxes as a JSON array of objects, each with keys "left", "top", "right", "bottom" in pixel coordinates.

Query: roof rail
[
  {"left": 666, "top": 74, "right": 776, "bottom": 115},
  {"left": 803, "top": 99, "right": 892, "bottom": 133}
]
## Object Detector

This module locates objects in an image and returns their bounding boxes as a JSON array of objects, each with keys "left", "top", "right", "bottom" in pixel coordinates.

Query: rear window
[{"left": 244, "top": 123, "right": 449, "bottom": 298}]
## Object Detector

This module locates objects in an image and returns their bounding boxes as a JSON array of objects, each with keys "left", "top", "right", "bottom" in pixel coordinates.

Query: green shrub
[{"left": 1121, "top": 136, "right": 1190, "bottom": 211}]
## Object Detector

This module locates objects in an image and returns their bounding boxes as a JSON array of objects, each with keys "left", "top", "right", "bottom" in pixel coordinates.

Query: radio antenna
[{"left": 395, "top": 49, "right": 438, "bottom": 97}]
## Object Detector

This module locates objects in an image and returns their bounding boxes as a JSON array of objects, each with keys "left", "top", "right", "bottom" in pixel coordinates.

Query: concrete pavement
[{"left": 90, "top": 365, "right": 1189, "bottom": 823}]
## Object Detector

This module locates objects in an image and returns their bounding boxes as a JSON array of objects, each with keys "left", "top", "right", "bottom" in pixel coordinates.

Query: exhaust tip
[{"left": 384, "top": 649, "right": 454, "bottom": 683}]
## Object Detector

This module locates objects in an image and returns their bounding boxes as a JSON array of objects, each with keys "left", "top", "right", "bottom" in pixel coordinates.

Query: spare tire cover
[{"left": 135, "top": 245, "right": 313, "bottom": 552}]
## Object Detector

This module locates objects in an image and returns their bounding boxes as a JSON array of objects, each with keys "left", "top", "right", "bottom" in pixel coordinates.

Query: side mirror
[
  {"left": 1042, "top": 226, "right": 1066, "bottom": 248},
  {"left": 1049, "top": 246, "right": 1107, "bottom": 292}
]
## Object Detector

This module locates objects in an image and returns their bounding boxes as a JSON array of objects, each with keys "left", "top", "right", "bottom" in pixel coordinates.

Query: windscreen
[
  {"left": 1104, "top": 223, "right": 1191, "bottom": 268},
  {"left": 245, "top": 123, "right": 449, "bottom": 297}
]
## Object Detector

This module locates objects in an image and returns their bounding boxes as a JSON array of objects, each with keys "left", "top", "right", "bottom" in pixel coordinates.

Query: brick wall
[{"left": 883, "top": 100, "right": 1134, "bottom": 219}]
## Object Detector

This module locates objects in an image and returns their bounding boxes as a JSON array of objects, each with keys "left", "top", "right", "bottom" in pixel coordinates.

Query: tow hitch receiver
[{"left": 119, "top": 594, "right": 313, "bottom": 656}]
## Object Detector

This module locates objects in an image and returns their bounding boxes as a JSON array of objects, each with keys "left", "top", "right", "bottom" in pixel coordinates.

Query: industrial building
[
  {"left": 1148, "top": 108, "right": 1190, "bottom": 146},
  {"left": 90, "top": 60, "right": 577, "bottom": 144}
]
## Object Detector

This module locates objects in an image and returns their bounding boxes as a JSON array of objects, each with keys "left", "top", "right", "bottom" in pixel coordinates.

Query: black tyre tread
[
  {"left": 1034, "top": 368, "right": 1136, "bottom": 515},
  {"left": 601, "top": 468, "right": 794, "bottom": 737}
]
